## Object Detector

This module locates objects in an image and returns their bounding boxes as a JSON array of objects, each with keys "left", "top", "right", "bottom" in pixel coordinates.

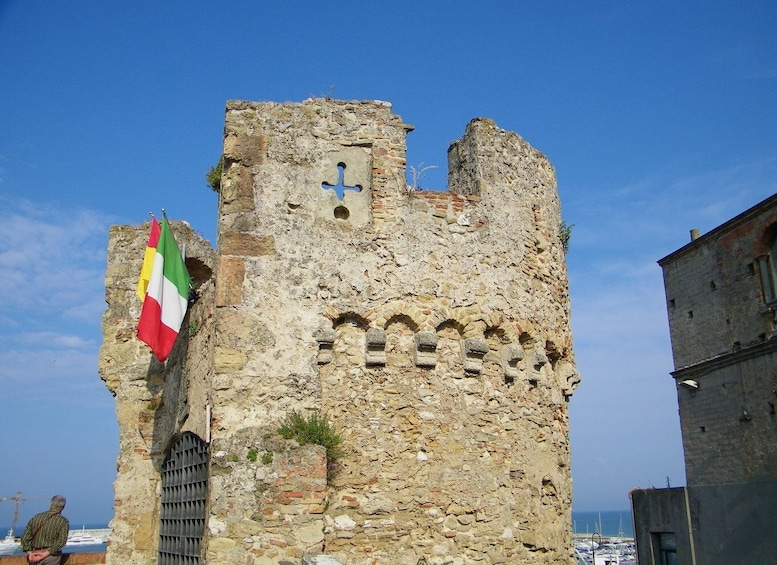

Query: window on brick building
[{"left": 756, "top": 226, "right": 777, "bottom": 307}]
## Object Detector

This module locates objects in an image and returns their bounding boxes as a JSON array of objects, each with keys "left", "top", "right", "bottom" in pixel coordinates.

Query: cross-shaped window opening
[{"left": 322, "top": 162, "right": 362, "bottom": 201}]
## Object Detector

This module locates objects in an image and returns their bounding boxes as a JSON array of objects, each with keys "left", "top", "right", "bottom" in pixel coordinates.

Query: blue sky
[{"left": 0, "top": 1, "right": 775, "bottom": 528}]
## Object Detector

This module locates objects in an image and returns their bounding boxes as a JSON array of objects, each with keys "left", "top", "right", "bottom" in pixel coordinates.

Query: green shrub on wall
[
  {"left": 206, "top": 157, "right": 223, "bottom": 192},
  {"left": 278, "top": 410, "right": 344, "bottom": 462}
]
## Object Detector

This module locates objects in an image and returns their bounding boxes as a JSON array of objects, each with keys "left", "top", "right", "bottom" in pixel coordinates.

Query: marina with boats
[
  {"left": 0, "top": 527, "right": 109, "bottom": 556},
  {"left": 575, "top": 533, "right": 637, "bottom": 564},
  {"left": 573, "top": 511, "right": 637, "bottom": 564},
  {"left": 1, "top": 492, "right": 108, "bottom": 556},
  {"left": 0, "top": 531, "right": 17, "bottom": 555}
]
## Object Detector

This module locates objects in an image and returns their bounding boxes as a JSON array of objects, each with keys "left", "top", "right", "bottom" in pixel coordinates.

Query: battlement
[{"left": 99, "top": 99, "right": 579, "bottom": 565}]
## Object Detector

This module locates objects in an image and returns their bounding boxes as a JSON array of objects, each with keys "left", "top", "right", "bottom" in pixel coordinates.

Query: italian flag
[
  {"left": 136, "top": 217, "right": 161, "bottom": 301},
  {"left": 137, "top": 218, "right": 191, "bottom": 362}
]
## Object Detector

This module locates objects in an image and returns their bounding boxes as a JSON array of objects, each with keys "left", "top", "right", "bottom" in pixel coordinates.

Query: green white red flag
[
  {"left": 136, "top": 217, "right": 161, "bottom": 301},
  {"left": 137, "top": 217, "right": 191, "bottom": 362}
]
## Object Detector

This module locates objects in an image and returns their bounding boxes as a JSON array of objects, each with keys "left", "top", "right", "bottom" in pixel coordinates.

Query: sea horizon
[{"left": 572, "top": 509, "right": 634, "bottom": 538}]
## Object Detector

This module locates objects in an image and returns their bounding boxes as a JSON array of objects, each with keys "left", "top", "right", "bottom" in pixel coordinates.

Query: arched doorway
[{"left": 158, "top": 432, "right": 209, "bottom": 564}]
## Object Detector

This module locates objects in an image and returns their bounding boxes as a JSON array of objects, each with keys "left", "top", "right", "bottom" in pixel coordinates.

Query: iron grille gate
[{"left": 158, "top": 432, "right": 209, "bottom": 565}]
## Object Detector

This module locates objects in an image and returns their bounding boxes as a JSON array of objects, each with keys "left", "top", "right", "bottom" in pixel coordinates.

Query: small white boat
[
  {"left": 593, "top": 552, "right": 620, "bottom": 565},
  {"left": 0, "top": 529, "right": 20, "bottom": 554},
  {"left": 66, "top": 526, "right": 103, "bottom": 546}
]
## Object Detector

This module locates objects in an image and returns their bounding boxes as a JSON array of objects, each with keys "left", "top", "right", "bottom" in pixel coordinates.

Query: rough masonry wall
[
  {"left": 99, "top": 222, "right": 215, "bottom": 565},
  {"left": 207, "top": 99, "right": 578, "bottom": 565}
]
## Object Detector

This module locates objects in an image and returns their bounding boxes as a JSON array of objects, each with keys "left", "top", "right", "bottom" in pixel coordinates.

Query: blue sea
[{"left": 572, "top": 510, "right": 634, "bottom": 538}]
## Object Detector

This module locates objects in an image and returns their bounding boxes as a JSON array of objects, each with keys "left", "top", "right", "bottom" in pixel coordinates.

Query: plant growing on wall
[
  {"left": 206, "top": 157, "right": 223, "bottom": 192},
  {"left": 406, "top": 162, "right": 438, "bottom": 192},
  {"left": 277, "top": 410, "right": 344, "bottom": 462},
  {"left": 560, "top": 220, "right": 574, "bottom": 253}
]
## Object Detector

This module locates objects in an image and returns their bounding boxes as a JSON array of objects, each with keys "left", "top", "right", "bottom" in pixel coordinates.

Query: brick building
[{"left": 631, "top": 193, "right": 777, "bottom": 565}]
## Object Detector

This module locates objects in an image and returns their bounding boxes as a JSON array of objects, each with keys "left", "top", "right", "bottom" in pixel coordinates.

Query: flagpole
[{"left": 159, "top": 209, "right": 189, "bottom": 290}]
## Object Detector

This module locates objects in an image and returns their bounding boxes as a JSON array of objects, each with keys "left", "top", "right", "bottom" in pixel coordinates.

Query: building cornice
[
  {"left": 671, "top": 337, "right": 777, "bottom": 379},
  {"left": 658, "top": 193, "right": 777, "bottom": 267}
]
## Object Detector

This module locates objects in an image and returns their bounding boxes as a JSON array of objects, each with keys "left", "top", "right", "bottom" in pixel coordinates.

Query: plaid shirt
[{"left": 20, "top": 510, "right": 69, "bottom": 554}]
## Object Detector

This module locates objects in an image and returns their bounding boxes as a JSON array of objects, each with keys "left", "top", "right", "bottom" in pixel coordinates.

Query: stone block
[
  {"left": 502, "top": 343, "right": 524, "bottom": 382},
  {"left": 462, "top": 338, "right": 489, "bottom": 374},
  {"left": 414, "top": 331, "right": 438, "bottom": 367},
  {"left": 365, "top": 327, "right": 387, "bottom": 366},
  {"left": 316, "top": 328, "right": 335, "bottom": 364},
  {"left": 220, "top": 232, "right": 276, "bottom": 257},
  {"left": 223, "top": 134, "right": 268, "bottom": 165},
  {"left": 220, "top": 164, "right": 255, "bottom": 214},
  {"left": 215, "top": 256, "right": 245, "bottom": 306}
]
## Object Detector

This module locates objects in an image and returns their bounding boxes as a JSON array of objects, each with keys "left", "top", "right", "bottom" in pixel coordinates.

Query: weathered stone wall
[
  {"left": 99, "top": 221, "right": 214, "bottom": 565},
  {"left": 100, "top": 98, "right": 579, "bottom": 565},
  {"left": 207, "top": 99, "right": 578, "bottom": 564},
  {"left": 208, "top": 434, "right": 329, "bottom": 561}
]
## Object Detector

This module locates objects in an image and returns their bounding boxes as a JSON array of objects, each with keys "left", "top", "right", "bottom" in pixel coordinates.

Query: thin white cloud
[
  {"left": 0, "top": 198, "right": 113, "bottom": 317},
  {"left": 0, "top": 197, "right": 113, "bottom": 405},
  {"left": 565, "top": 156, "right": 775, "bottom": 509},
  {"left": 0, "top": 345, "right": 99, "bottom": 383},
  {"left": 17, "top": 331, "right": 97, "bottom": 349},
  {"left": 62, "top": 296, "right": 109, "bottom": 324},
  {"left": 570, "top": 156, "right": 777, "bottom": 250}
]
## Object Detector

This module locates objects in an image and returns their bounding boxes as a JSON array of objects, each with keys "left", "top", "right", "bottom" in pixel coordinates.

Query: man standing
[{"left": 20, "top": 495, "right": 69, "bottom": 564}]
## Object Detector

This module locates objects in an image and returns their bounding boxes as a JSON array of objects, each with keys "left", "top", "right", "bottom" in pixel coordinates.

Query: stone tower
[{"left": 99, "top": 98, "right": 580, "bottom": 565}]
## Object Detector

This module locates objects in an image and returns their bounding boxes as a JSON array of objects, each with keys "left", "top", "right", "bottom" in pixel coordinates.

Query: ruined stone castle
[{"left": 99, "top": 98, "right": 580, "bottom": 565}]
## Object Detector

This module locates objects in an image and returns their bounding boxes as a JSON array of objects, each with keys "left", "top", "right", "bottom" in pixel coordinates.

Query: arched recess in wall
[
  {"left": 158, "top": 432, "right": 209, "bottom": 565},
  {"left": 185, "top": 257, "right": 214, "bottom": 294},
  {"left": 333, "top": 311, "right": 370, "bottom": 331},
  {"left": 384, "top": 314, "right": 419, "bottom": 367},
  {"left": 434, "top": 320, "right": 464, "bottom": 374}
]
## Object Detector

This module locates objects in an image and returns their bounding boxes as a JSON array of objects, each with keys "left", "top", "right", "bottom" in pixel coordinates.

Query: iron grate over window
[{"left": 158, "top": 432, "right": 209, "bottom": 565}]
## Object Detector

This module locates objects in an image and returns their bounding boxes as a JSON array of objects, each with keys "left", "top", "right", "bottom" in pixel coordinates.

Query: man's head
[{"left": 50, "top": 495, "right": 66, "bottom": 511}]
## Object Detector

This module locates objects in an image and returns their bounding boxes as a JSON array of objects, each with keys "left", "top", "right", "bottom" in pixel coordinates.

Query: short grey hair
[{"left": 50, "top": 495, "right": 66, "bottom": 511}]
